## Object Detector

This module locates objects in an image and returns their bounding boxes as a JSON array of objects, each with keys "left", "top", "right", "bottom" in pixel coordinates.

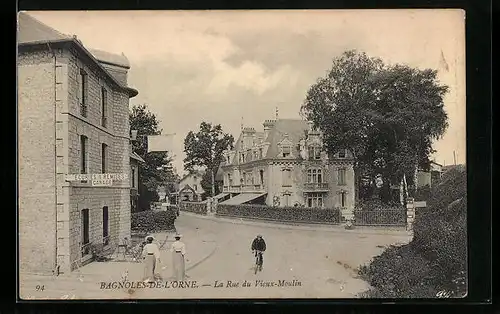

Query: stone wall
[
  {"left": 18, "top": 45, "right": 133, "bottom": 274},
  {"left": 18, "top": 48, "right": 59, "bottom": 274}
]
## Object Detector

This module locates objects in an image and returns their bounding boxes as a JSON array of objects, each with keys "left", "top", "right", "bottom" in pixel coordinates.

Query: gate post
[
  {"left": 341, "top": 207, "right": 355, "bottom": 229},
  {"left": 406, "top": 197, "right": 415, "bottom": 235}
]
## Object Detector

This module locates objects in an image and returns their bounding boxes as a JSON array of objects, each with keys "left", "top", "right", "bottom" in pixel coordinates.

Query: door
[
  {"left": 102, "top": 206, "right": 109, "bottom": 245},
  {"left": 81, "top": 208, "right": 90, "bottom": 256}
]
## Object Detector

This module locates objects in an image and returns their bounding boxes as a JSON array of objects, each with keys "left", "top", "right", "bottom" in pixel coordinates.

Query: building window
[
  {"left": 338, "top": 149, "right": 347, "bottom": 158},
  {"left": 282, "top": 168, "right": 292, "bottom": 187},
  {"left": 259, "top": 148, "right": 263, "bottom": 159},
  {"left": 282, "top": 146, "right": 291, "bottom": 158},
  {"left": 227, "top": 156, "right": 230, "bottom": 163},
  {"left": 283, "top": 193, "right": 291, "bottom": 207},
  {"left": 259, "top": 170, "right": 264, "bottom": 185},
  {"left": 308, "top": 146, "right": 321, "bottom": 160},
  {"left": 340, "top": 191, "right": 346, "bottom": 207},
  {"left": 79, "top": 69, "right": 88, "bottom": 117},
  {"left": 101, "top": 87, "right": 108, "bottom": 127},
  {"left": 228, "top": 173, "right": 233, "bottom": 186},
  {"left": 306, "top": 193, "right": 324, "bottom": 208},
  {"left": 80, "top": 135, "right": 88, "bottom": 175},
  {"left": 131, "top": 167, "right": 136, "bottom": 188},
  {"left": 307, "top": 168, "right": 323, "bottom": 183},
  {"left": 194, "top": 184, "right": 197, "bottom": 191},
  {"left": 81, "top": 208, "right": 90, "bottom": 256},
  {"left": 242, "top": 172, "right": 247, "bottom": 186},
  {"left": 102, "top": 206, "right": 109, "bottom": 245},
  {"left": 338, "top": 168, "right": 346, "bottom": 186},
  {"left": 101, "top": 143, "right": 108, "bottom": 173}
]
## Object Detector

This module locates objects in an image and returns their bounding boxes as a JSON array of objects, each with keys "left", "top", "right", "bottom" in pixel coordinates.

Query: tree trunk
[
  {"left": 211, "top": 170, "right": 215, "bottom": 197},
  {"left": 354, "top": 167, "right": 361, "bottom": 203},
  {"left": 413, "top": 154, "right": 419, "bottom": 195}
]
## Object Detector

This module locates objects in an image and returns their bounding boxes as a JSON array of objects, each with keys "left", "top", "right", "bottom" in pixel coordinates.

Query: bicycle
[{"left": 253, "top": 250, "right": 263, "bottom": 274}]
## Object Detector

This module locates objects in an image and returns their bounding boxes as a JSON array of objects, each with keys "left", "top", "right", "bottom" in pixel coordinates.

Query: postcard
[{"left": 17, "top": 9, "right": 466, "bottom": 300}]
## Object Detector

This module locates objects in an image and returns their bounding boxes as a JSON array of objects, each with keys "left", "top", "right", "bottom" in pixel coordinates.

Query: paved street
[{"left": 19, "top": 213, "right": 411, "bottom": 300}]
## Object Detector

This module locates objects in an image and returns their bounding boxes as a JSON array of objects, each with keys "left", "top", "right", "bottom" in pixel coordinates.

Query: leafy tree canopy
[
  {"left": 130, "top": 104, "right": 178, "bottom": 195},
  {"left": 183, "top": 121, "right": 234, "bottom": 197},
  {"left": 301, "top": 50, "right": 449, "bottom": 198}
]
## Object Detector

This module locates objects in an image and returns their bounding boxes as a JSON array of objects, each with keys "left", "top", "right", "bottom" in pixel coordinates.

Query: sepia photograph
[{"left": 17, "top": 9, "right": 466, "bottom": 300}]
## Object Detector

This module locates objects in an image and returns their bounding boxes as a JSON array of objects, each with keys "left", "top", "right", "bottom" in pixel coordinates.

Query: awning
[
  {"left": 219, "top": 193, "right": 267, "bottom": 205},
  {"left": 213, "top": 192, "right": 229, "bottom": 200}
]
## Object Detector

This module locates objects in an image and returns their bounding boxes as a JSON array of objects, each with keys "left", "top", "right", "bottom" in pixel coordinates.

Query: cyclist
[{"left": 251, "top": 234, "right": 266, "bottom": 271}]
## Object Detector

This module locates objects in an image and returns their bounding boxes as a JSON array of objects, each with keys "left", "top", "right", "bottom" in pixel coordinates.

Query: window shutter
[{"left": 76, "top": 70, "right": 81, "bottom": 104}]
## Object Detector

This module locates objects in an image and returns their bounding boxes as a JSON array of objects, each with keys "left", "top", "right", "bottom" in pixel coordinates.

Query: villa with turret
[{"left": 216, "top": 119, "right": 355, "bottom": 209}]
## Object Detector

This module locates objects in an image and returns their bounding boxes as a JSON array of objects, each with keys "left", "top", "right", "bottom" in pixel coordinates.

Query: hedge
[
  {"left": 216, "top": 204, "right": 342, "bottom": 224},
  {"left": 131, "top": 210, "right": 177, "bottom": 233},
  {"left": 179, "top": 201, "right": 208, "bottom": 215},
  {"left": 358, "top": 165, "right": 467, "bottom": 298}
]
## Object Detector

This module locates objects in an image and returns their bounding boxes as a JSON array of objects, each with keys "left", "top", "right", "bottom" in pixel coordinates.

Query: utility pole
[{"left": 453, "top": 151, "right": 457, "bottom": 166}]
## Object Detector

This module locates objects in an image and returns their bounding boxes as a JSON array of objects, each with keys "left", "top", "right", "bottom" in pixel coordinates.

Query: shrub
[
  {"left": 358, "top": 165, "right": 467, "bottom": 298},
  {"left": 358, "top": 244, "right": 439, "bottom": 298},
  {"left": 413, "top": 185, "right": 432, "bottom": 202},
  {"left": 179, "top": 202, "right": 207, "bottom": 215},
  {"left": 131, "top": 210, "right": 177, "bottom": 233},
  {"left": 216, "top": 204, "right": 341, "bottom": 224}
]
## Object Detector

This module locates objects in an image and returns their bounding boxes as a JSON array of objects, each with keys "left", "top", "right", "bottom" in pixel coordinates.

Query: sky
[{"left": 26, "top": 10, "right": 466, "bottom": 175}]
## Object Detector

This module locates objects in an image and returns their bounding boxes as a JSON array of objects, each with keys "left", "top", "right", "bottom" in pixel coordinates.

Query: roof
[
  {"left": 228, "top": 119, "right": 308, "bottom": 163},
  {"left": 130, "top": 152, "right": 145, "bottom": 163},
  {"left": 17, "top": 11, "right": 71, "bottom": 44},
  {"left": 430, "top": 160, "right": 443, "bottom": 167},
  {"left": 215, "top": 165, "right": 224, "bottom": 181},
  {"left": 264, "top": 119, "right": 308, "bottom": 158},
  {"left": 213, "top": 192, "right": 229, "bottom": 200},
  {"left": 89, "top": 48, "right": 131, "bottom": 69},
  {"left": 179, "top": 170, "right": 205, "bottom": 183},
  {"left": 219, "top": 192, "right": 267, "bottom": 205},
  {"left": 17, "top": 12, "right": 138, "bottom": 98}
]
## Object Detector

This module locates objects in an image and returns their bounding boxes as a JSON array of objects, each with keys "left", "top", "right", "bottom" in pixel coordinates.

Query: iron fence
[{"left": 353, "top": 209, "right": 407, "bottom": 226}]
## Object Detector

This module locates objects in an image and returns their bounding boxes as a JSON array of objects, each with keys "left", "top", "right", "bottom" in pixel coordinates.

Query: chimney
[{"left": 263, "top": 119, "right": 276, "bottom": 140}]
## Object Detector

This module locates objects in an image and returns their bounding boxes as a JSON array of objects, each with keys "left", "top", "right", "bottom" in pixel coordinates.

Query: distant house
[
  {"left": 217, "top": 119, "right": 355, "bottom": 209},
  {"left": 173, "top": 170, "right": 205, "bottom": 202},
  {"left": 417, "top": 161, "right": 443, "bottom": 188},
  {"left": 130, "top": 152, "right": 145, "bottom": 212}
]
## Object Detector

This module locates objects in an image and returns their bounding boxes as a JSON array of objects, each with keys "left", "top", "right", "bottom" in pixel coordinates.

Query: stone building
[
  {"left": 173, "top": 170, "right": 205, "bottom": 202},
  {"left": 417, "top": 161, "right": 443, "bottom": 188},
  {"left": 218, "top": 119, "right": 355, "bottom": 209},
  {"left": 17, "top": 12, "right": 138, "bottom": 274}
]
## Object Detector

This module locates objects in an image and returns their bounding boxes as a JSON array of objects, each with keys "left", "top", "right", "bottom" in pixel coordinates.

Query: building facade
[
  {"left": 219, "top": 119, "right": 355, "bottom": 209},
  {"left": 18, "top": 13, "right": 138, "bottom": 274},
  {"left": 130, "top": 152, "right": 145, "bottom": 212},
  {"left": 175, "top": 170, "right": 205, "bottom": 202},
  {"left": 417, "top": 161, "right": 443, "bottom": 188}
]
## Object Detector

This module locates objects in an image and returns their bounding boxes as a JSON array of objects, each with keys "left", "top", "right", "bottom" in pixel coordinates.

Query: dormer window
[
  {"left": 308, "top": 146, "right": 321, "bottom": 160},
  {"left": 338, "top": 149, "right": 347, "bottom": 158},
  {"left": 282, "top": 146, "right": 291, "bottom": 158}
]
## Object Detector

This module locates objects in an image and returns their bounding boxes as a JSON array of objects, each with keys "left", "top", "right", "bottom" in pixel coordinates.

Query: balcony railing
[
  {"left": 223, "top": 184, "right": 265, "bottom": 193},
  {"left": 303, "top": 182, "right": 329, "bottom": 191}
]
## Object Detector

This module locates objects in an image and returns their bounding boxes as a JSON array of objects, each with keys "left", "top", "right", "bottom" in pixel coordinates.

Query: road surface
[{"left": 19, "top": 213, "right": 411, "bottom": 300}]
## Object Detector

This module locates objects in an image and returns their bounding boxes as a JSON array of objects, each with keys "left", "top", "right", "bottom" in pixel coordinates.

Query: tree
[
  {"left": 130, "top": 105, "right": 178, "bottom": 210},
  {"left": 301, "top": 50, "right": 448, "bottom": 203},
  {"left": 183, "top": 122, "right": 234, "bottom": 197}
]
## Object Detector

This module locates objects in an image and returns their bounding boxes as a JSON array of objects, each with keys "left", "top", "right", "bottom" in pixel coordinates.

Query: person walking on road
[
  {"left": 170, "top": 234, "right": 186, "bottom": 281},
  {"left": 251, "top": 234, "right": 266, "bottom": 272},
  {"left": 142, "top": 236, "right": 161, "bottom": 283}
]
